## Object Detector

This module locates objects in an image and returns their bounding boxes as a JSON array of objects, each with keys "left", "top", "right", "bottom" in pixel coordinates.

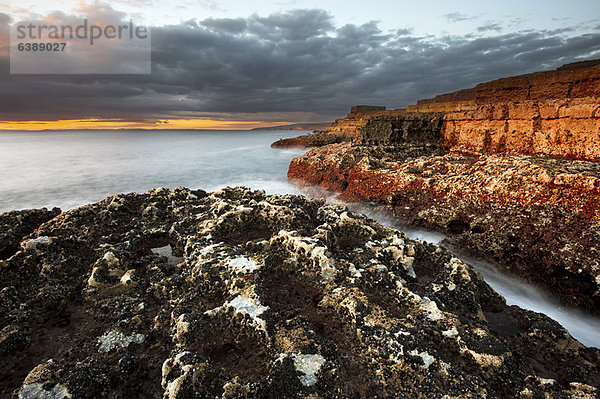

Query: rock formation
[
  {"left": 0, "top": 208, "right": 61, "bottom": 260},
  {"left": 418, "top": 59, "right": 600, "bottom": 105},
  {"left": 282, "top": 61, "right": 600, "bottom": 160},
  {"left": 271, "top": 131, "right": 352, "bottom": 149},
  {"left": 1, "top": 187, "right": 599, "bottom": 398},
  {"left": 443, "top": 97, "right": 600, "bottom": 161},
  {"left": 285, "top": 60, "right": 600, "bottom": 312}
]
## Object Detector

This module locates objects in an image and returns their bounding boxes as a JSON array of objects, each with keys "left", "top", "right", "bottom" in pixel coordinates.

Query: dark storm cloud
[{"left": 0, "top": 8, "right": 599, "bottom": 123}]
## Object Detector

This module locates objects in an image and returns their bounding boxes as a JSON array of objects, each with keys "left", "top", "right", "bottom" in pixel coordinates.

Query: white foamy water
[
  {"left": 1, "top": 129, "right": 598, "bottom": 348},
  {"left": 457, "top": 255, "right": 600, "bottom": 348}
]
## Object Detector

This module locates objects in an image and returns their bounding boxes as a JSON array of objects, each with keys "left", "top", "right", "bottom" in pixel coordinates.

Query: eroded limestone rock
[{"left": 0, "top": 187, "right": 598, "bottom": 398}]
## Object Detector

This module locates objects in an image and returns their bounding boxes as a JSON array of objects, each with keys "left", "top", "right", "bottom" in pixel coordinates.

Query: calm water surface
[{"left": 0, "top": 129, "right": 305, "bottom": 212}]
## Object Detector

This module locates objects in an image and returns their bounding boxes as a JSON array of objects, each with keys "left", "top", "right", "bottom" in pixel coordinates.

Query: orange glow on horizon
[{"left": 0, "top": 118, "right": 292, "bottom": 131}]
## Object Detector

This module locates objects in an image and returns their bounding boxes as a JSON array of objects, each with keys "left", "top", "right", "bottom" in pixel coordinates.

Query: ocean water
[
  {"left": 0, "top": 129, "right": 306, "bottom": 213},
  {"left": 1, "top": 129, "right": 598, "bottom": 348}
]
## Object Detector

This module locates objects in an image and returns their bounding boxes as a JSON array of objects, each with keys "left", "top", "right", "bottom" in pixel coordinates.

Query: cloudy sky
[{"left": 0, "top": 0, "right": 599, "bottom": 129}]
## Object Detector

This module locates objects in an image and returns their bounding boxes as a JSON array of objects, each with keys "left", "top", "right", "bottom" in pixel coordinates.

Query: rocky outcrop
[
  {"left": 418, "top": 60, "right": 600, "bottom": 105},
  {"left": 271, "top": 131, "right": 352, "bottom": 148},
  {"left": 288, "top": 144, "right": 600, "bottom": 311},
  {"left": 274, "top": 107, "right": 449, "bottom": 149},
  {"left": 1, "top": 187, "right": 599, "bottom": 398},
  {"left": 285, "top": 60, "right": 600, "bottom": 311},
  {"left": 285, "top": 60, "right": 600, "bottom": 160},
  {"left": 358, "top": 113, "right": 444, "bottom": 146},
  {"left": 0, "top": 208, "right": 61, "bottom": 260},
  {"left": 350, "top": 105, "right": 386, "bottom": 113}
]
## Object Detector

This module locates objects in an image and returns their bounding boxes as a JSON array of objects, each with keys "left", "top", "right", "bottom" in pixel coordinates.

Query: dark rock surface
[
  {"left": 271, "top": 131, "right": 352, "bottom": 149},
  {"left": 1, "top": 187, "right": 599, "bottom": 398},
  {"left": 358, "top": 114, "right": 444, "bottom": 146},
  {"left": 0, "top": 208, "right": 61, "bottom": 260}
]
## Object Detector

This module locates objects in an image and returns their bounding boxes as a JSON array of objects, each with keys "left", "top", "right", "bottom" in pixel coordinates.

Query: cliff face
[
  {"left": 424, "top": 61, "right": 600, "bottom": 161},
  {"left": 418, "top": 60, "right": 600, "bottom": 105},
  {"left": 443, "top": 97, "right": 600, "bottom": 161},
  {"left": 358, "top": 114, "right": 444, "bottom": 146},
  {"left": 285, "top": 60, "right": 600, "bottom": 313},
  {"left": 310, "top": 61, "right": 600, "bottom": 161}
]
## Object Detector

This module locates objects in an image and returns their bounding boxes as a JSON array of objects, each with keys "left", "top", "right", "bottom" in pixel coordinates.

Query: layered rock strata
[
  {"left": 1, "top": 187, "right": 599, "bottom": 398},
  {"left": 443, "top": 97, "right": 600, "bottom": 161},
  {"left": 418, "top": 60, "right": 600, "bottom": 105},
  {"left": 281, "top": 61, "right": 600, "bottom": 160},
  {"left": 285, "top": 60, "right": 600, "bottom": 312}
]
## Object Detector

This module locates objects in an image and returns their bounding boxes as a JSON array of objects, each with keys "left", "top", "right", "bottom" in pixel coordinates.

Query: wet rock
[
  {"left": 19, "top": 359, "right": 111, "bottom": 399},
  {"left": 97, "top": 330, "right": 145, "bottom": 353},
  {"left": 118, "top": 355, "right": 138, "bottom": 374},
  {"left": 0, "top": 324, "right": 30, "bottom": 356}
]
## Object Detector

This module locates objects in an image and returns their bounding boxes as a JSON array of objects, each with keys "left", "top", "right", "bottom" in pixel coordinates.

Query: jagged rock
[
  {"left": 284, "top": 60, "right": 600, "bottom": 312},
  {"left": 288, "top": 143, "right": 600, "bottom": 310},
  {"left": 0, "top": 187, "right": 598, "bottom": 397},
  {"left": 0, "top": 208, "right": 61, "bottom": 260},
  {"left": 18, "top": 359, "right": 111, "bottom": 399},
  {"left": 271, "top": 132, "right": 352, "bottom": 149}
]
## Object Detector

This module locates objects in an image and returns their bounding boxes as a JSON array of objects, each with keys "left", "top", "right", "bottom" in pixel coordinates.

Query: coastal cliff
[
  {"left": 418, "top": 59, "right": 600, "bottom": 105},
  {"left": 1, "top": 187, "right": 599, "bottom": 398},
  {"left": 286, "top": 60, "right": 600, "bottom": 312},
  {"left": 281, "top": 61, "right": 600, "bottom": 159},
  {"left": 443, "top": 98, "right": 600, "bottom": 161}
]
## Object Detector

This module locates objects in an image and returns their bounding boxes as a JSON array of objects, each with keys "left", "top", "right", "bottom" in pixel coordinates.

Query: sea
[
  {"left": 1, "top": 129, "right": 598, "bottom": 348},
  {"left": 0, "top": 129, "right": 306, "bottom": 212}
]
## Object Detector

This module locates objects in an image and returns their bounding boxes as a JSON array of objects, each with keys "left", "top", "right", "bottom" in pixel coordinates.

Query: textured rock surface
[
  {"left": 0, "top": 208, "right": 61, "bottom": 260},
  {"left": 271, "top": 132, "right": 352, "bottom": 148},
  {"left": 1, "top": 187, "right": 598, "bottom": 398},
  {"left": 288, "top": 144, "right": 600, "bottom": 311},
  {"left": 358, "top": 114, "right": 444, "bottom": 146},
  {"left": 443, "top": 97, "right": 600, "bottom": 161},
  {"left": 418, "top": 60, "right": 600, "bottom": 105},
  {"left": 284, "top": 60, "right": 600, "bottom": 310}
]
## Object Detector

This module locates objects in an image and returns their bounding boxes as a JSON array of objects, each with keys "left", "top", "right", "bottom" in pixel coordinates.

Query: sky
[{"left": 0, "top": 0, "right": 599, "bottom": 129}]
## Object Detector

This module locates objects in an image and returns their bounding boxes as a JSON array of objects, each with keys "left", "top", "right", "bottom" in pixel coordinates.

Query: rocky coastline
[
  {"left": 284, "top": 61, "right": 600, "bottom": 313},
  {"left": 1, "top": 187, "right": 599, "bottom": 398},
  {"left": 1, "top": 60, "right": 600, "bottom": 398}
]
